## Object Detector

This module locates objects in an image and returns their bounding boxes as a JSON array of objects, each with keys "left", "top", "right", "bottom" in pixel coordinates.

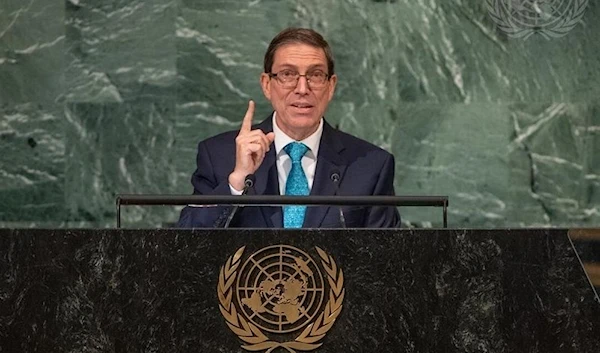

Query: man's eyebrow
[
  {"left": 273, "top": 63, "right": 327, "bottom": 71},
  {"left": 275, "top": 64, "right": 298, "bottom": 70},
  {"left": 307, "top": 64, "right": 327, "bottom": 70}
]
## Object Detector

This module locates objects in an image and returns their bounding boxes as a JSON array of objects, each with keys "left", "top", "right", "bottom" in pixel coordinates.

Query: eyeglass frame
[{"left": 267, "top": 69, "right": 332, "bottom": 88}]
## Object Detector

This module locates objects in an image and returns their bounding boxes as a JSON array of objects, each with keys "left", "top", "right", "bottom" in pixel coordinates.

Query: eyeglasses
[{"left": 268, "top": 69, "right": 330, "bottom": 89}]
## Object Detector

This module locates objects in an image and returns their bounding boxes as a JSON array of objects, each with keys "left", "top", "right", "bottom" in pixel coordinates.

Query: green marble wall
[{"left": 1, "top": 0, "right": 599, "bottom": 228}]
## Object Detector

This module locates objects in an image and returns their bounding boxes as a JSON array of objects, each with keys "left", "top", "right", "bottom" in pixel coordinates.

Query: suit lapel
[
  {"left": 252, "top": 115, "right": 282, "bottom": 228},
  {"left": 303, "top": 122, "right": 347, "bottom": 228}
]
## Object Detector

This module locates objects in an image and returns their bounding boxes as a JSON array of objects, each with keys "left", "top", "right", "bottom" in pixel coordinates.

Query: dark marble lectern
[{"left": 1, "top": 229, "right": 599, "bottom": 352}]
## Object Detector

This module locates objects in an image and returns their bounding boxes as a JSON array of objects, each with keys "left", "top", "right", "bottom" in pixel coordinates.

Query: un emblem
[
  {"left": 486, "top": 0, "right": 588, "bottom": 39},
  {"left": 217, "top": 245, "right": 345, "bottom": 352}
]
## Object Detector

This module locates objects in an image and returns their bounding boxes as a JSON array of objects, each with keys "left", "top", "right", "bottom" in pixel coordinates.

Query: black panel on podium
[{"left": 1, "top": 229, "right": 599, "bottom": 352}]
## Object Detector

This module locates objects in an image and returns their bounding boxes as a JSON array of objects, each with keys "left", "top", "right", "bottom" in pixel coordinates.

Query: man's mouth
[{"left": 291, "top": 103, "right": 314, "bottom": 109}]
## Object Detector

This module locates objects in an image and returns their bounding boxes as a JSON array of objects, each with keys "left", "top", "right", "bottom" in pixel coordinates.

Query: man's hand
[{"left": 228, "top": 100, "right": 275, "bottom": 190}]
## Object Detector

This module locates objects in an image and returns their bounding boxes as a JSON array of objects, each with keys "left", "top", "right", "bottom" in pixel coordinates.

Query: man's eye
[{"left": 281, "top": 70, "right": 296, "bottom": 78}]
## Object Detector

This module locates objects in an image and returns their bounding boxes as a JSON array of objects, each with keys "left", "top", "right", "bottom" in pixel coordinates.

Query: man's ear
[
  {"left": 260, "top": 73, "right": 271, "bottom": 101},
  {"left": 327, "top": 74, "right": 338, "bottom": 102}
]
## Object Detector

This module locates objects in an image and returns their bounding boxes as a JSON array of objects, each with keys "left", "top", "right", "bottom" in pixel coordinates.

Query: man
[{"left": 177, "top": 28, "right": 400, "bottom": 228}]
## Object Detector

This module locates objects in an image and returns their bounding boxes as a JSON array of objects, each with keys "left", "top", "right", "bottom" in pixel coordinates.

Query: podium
[{"left": 1, "top": 228, "right": 599, "bottom": 352}]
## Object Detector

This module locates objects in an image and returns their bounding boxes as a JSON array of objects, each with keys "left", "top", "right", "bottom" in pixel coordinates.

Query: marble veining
[{"left": 0, "top": 0, "right": 599, "bottom": 228}]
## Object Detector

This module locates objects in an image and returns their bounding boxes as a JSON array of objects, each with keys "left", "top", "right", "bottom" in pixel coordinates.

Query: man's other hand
[{"left": 228, "top": 100, "right": 275, "bottom": 190}]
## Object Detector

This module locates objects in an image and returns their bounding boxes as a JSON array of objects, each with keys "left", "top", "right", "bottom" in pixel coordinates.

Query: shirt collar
[{"left": 273, "top": 112, "right": 323, "bottom": 159}]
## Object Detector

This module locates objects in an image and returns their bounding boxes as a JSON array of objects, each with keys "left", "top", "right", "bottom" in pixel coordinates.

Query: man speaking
[{"left": 177, "top": 28, "right": 400, "bottom": 228}]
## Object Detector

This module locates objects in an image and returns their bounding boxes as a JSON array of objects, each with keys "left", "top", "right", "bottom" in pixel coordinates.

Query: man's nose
[{"left": 294, "top": 75, "right": 310, "bottom": 94}]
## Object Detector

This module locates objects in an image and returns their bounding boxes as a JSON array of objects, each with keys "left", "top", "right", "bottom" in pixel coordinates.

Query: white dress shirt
[{"left": 230, "top": 112, "right": 323, "bottom": 195}]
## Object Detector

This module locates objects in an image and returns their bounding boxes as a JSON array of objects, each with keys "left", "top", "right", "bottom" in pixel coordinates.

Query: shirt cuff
[{"left": 229, "top": 184, "right": 243, "bottom": 195}]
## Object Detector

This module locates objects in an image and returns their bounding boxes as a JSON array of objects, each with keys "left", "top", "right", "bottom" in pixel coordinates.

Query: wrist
[{"left": 228, "top": 171, "right": 246, "bottom": 191}]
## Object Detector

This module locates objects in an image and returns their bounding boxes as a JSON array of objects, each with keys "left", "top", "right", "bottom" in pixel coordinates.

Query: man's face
[{"left": 260, "top": 43, "right": 337, "bottom": 141}]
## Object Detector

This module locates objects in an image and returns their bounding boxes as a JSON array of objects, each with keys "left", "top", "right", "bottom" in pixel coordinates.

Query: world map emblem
[
  {"left": 217, "top": 245, "right": 345, "bottom": 352},
  {"left": 486, "top": 0, "right": 588, "bottom": 39}
]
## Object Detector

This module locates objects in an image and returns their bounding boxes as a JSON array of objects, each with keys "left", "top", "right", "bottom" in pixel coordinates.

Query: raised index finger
[{"left": 240, "top": 100, "right": 255, "bottom": 132}]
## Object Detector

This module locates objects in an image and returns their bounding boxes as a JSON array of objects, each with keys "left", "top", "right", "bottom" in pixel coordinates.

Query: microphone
[
  {"left": 223, "top": 174, "right": 256, "bottom": 228},
  {"left": 242, "top": 174, "right": 256, "bottom": 195},
  {"left": 330, "top": 170, "right": 346, "bottom": 228}
]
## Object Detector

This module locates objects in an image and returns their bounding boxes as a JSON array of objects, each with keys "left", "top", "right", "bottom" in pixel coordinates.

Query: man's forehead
[{"left": 272, "top": 43, "right": 327, "bottom": 68}]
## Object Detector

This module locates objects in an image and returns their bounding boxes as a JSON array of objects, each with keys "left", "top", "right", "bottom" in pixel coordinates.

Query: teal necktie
[{"left": 283, "top": 142, "right": 309, "bottom": 228}]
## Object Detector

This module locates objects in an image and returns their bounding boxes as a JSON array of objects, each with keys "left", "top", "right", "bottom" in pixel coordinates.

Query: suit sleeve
[
  {"left": 364, "top": 152, "right": 401, "bottom": 228},
  {"left": 176, "top": 141, "right": 233, "bottom": 228}
]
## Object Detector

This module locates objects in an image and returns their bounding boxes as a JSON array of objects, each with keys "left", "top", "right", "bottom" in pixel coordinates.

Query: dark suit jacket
[{"left": 177, "top": 114, "right": 400, "bottom": 228}]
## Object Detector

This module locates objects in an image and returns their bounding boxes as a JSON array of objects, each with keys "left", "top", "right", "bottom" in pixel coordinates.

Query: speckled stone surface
[
  {"left": 1, "top": 1, "right": 600, "bottom": 228},
  {"left": 1, "top": 228, "right": 598, "bottom": 352}
]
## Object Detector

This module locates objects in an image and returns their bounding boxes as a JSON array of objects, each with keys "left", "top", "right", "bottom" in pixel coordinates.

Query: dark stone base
[{"left": 1, "top": 229, "right": 599, "bottom": 352}]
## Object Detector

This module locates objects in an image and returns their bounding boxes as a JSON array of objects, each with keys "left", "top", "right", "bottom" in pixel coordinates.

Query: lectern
[{"left": 1, "top": 228, "right": 599, "bottom": 352}]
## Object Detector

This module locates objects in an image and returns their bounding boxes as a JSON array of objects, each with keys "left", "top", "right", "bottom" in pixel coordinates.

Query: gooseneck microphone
[
  {"left": 242, "top": 174, "right": 256, "bottom": 194},
  {"left": 330, "top": 170, "right": 346, "bottom": 228},
  {"left": 223, "top": 174, "right": 256, "bottom": 228}
]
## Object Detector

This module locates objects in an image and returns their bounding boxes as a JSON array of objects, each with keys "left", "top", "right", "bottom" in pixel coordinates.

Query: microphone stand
[
  {"left": 223, "top": 174, "right": 255, "bottom": 228},
  {"left": 330, "top": 170, "right": 346, "bottom": 228}
]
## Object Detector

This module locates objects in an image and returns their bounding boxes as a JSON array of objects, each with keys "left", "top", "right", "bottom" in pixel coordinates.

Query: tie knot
[{"left": 284, "top": 142, "right": 309, "bottom": 163}]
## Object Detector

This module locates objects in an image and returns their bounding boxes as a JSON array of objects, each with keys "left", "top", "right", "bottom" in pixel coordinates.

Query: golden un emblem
[{"left": 217, "top": 245, "right": 345, "bottom": 352}]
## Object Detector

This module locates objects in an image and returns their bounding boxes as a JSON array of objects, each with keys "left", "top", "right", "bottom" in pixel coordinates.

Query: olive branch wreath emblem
[
  {"left": 217, "top": 246, "right": 345, "bottom": 353},
  {"left": 486, "top": 0, "right": 588, "bottom": 39}
]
